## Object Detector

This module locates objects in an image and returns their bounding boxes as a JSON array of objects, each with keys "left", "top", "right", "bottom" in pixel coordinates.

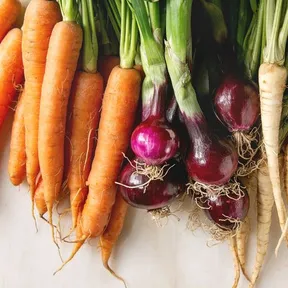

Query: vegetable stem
[
  {"left": 166, "top": 0, "right": 190, "bottom": 63},
  {"left": 250, "top": 0, "right": 258, "bottom": 13},
  {"left": 244, "top": 0, "right": 264, "bottom": 79},
  {"left": 237, "top": 0, "right": 252, "bottom": 51},
  {"left": 129, "top": 0, "right": 166, "bottom": 82},
  {"left": 104, "top": 0, "right": 121, "bottom": 40},
  {"left": 81, "top": 0, "right": 98, "bottom": 73},
  {"left": 279, "top": 9, "right": 288, "bottom": 58},
  {"left": 165, "top": 0, "right": 202, "bottom": 117},
  {"left": 58, "top": 0, "right": 79, "bottom": 22},
  {"left": 129, "top": 0, "right": 167, "bottom": 119},
  {"left": 148, "top": 2, "right": 160, "bottom": 34},
  {"left": 120, "top": 0, "right": 138, "bottom": 69},
  {"left": 265, "top": 0, "right": 284, "bottom": 63}
]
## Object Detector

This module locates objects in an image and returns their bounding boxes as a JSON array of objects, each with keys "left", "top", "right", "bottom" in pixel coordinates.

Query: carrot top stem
[
  {"left": 58, "top": 0, "right": 79, "bottom": 22},
  {"left": 105, "top": 0, "right": 121, "bottom": 41},
  {"left": 120, "top": 0, "right": 138, "bottom": 69},
  {"left": 264, "top": 0, "right": 287, "bottom": 64},
  {"left": 81, "top": 0, "right": 98, "bottom": 73}
]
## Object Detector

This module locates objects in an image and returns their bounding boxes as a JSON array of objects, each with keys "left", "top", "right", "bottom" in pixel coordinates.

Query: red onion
[
  {"left": 214, "top": 75, "right": 260, "bottom": 132},
  {"left": 204, "top": 188, "right": 249, "bottom": 230},
  {"left": 184, "top": 113, "right": 238, "bottom": 185},
  {"left": 131, "top": 117, "right": 180, "bottom": 166},
  {"left": 118, "top": 158, "right": 186, "bottom": 210}
]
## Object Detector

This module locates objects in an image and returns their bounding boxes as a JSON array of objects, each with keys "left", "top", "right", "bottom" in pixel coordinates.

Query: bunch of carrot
[
  {"left": 2, "top": 0, "right": 288, "bottom": 287},
  {"left": 3, "top": 0, "right": 138, "bottom": 283}
]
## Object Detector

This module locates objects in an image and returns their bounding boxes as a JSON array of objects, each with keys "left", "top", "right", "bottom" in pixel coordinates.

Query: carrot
[
  {"left": 249, "top": 160, "right": 274, "bottom": 288},
  {"left": 81, "top": 65, "right": 141, "bottom": 237},
  {"left": 98, "top": 55, "right": 120, "bottom": 86},
  {"left": 100, "top": 191, "right": 128, "bottom": 285},
  {"left": 80, "top": 0, "right": 140, "bottom": 239},
  {"left": 22, "top": 0, "right": 61, "bottom": 217},
  {"left": 258, "top": 0, "right": 288, "bottom": 234},
  {"left": 34, "top": 177, "right": 47, "bottom": 217},
  {"left": 38, "top": 0, "right": 83, "bottom": 245},
  {"left": 8, "top": 88, "right": 26, "bottom": 186},
  {"left": 55, "top": 0, "right": 140, "bottom": 270},
  {"left": 67, "top": 71, "right": 103, "bottom": 230},
  {"left": 0, "top": 28, "right": 23, "bottom": 129},
  {"left": 64, "top": 0, "right": 104, "bottom": 231},
  {"left": 98, "top": 55, "right": 144, "bottom": 85},
  {"left": 0, "top": 0, "right": 21, "bottom": 42},
  {"left": 54, "top": 206, "right": 85, "bottom": 275}
]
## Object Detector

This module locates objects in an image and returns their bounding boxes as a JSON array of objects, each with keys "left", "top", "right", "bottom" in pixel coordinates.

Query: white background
[{"left": 1, "top": 1, "right": 287, "bottom": 287}]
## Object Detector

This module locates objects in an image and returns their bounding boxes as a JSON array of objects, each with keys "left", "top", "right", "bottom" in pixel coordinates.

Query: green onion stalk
[
  {"left": 165, "top": 0, "right": 239, "bottom": 187},
  {"left": 128, "top": 0, "right": 180, "bottom": 166},
  {"left": 129, "top": 0, "right": 166, "bottom": 120}
]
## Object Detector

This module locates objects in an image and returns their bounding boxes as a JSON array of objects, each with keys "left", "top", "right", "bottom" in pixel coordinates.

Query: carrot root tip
[
  {"left": 104, "top": 262, "right": 128, "bottom": 288},
  {"left": 53, "top": 239, "right": 85, "bottom": 275}
]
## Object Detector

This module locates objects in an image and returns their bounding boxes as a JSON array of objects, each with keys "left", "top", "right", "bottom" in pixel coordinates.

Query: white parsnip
[
  {"left": 236, "top": 172, "right": 258, "bottom": 281},
  {"left": 259, "top": 63, "right": 287, "bottom": 232},
  {"left": 230, "top": 236, "right": 240, "bottom": 288},
  {"left": 249, "top": 155, "right": 283, "bottom": 288}
]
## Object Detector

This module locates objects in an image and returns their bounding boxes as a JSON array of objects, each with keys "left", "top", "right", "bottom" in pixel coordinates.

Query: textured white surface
[
  {"left": 1, "top": 1, "right": 287, "bottom": 287},
  {"left": 1, "top": 111, "right": 288, "bottom": 288}
]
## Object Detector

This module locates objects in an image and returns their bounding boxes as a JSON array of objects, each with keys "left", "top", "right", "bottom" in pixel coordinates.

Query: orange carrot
[
  {"left": 34, "top": 177, "right": 47, "bottom": 217},
  {"left": 0, "top": 0, "right": 21, "bottom": 42},
  {"left": 98, "top": 55, "right": 120, "bottom": 86},
  {"left": 38, "top": 16, "right": 83, "bottom": 243},
  {"left": 81, "top": 65, "right": 141, "bottom": 238},
  {"left": 54, "top": 207, "right": 85, "bottom": 275},
  {"left": 100, "top": 191, "right": 128, "bottom": 284},
  {"left": 67, "top": 71, "right": 103, "bottom": 230},
  {"left": 22, "top": 0, "right": 61, "bottom": 215},
  {"left": 56, "top": 66, "right": 141, "bottom": 270},
  {"left": 56, "top": 1, "right": 140, "bottom": 270},
  {"left": 0, "top": 28, "right": 23, "bottom": 129},
  {"left": 8, "top": 88, "right": 26, "bottom": 186},
  {"left": 80, "top": 0, "right": 140, "bottom": 240}
]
